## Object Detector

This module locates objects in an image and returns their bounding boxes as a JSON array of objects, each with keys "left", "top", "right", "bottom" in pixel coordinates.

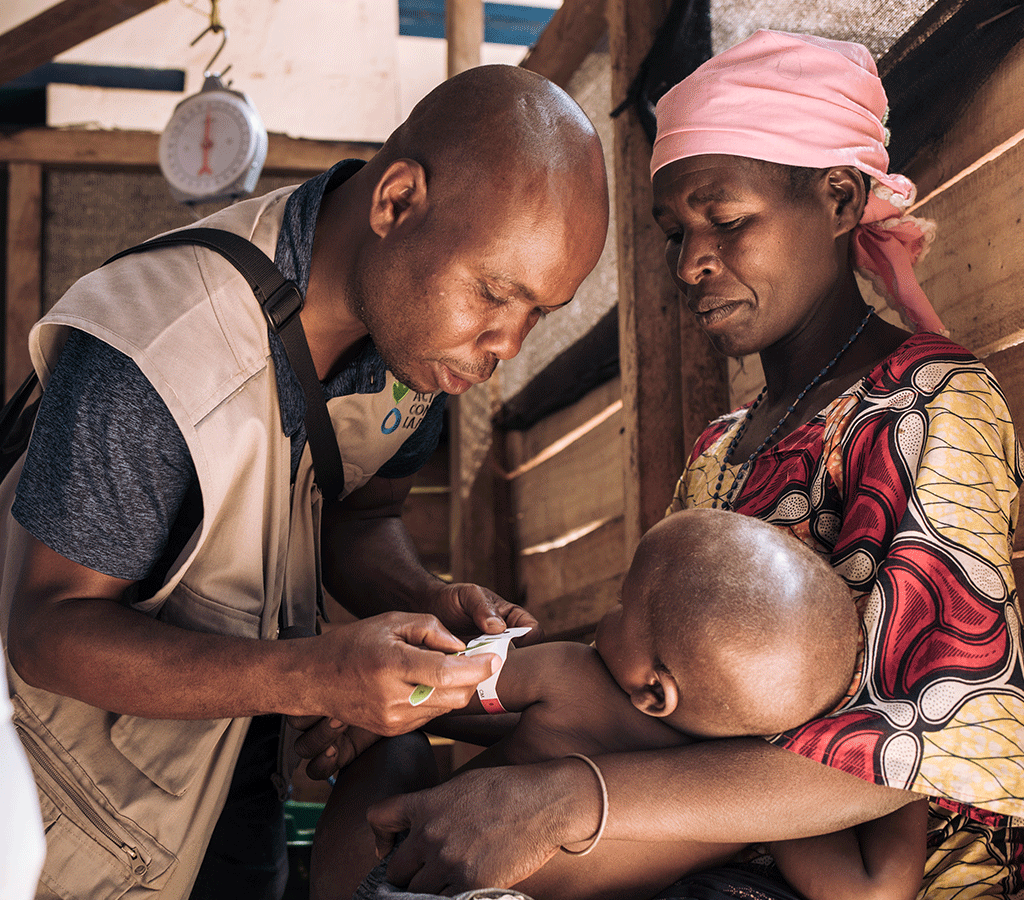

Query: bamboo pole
[{"left": 446, "top": 0, "right": 483, "bottom": 77}]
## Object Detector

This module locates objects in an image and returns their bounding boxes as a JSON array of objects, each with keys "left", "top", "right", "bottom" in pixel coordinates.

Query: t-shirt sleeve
[
  {"left": 12, "top": 329, "right": 197, "bottom": 581},
  {"left": 375, "top": 392, "right": 448, "bottom": 479}
]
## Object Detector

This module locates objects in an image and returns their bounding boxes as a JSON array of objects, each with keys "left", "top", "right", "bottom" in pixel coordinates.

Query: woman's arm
[
  {"left": 368, "top": 737, "right": 921, "bottom": 895},
  {"left": 770, "top": 797, "right": 929, "bottom": 900}
]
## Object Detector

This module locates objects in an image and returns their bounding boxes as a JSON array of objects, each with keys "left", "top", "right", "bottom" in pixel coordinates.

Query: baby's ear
[{"left": 631, "top": 674, "right": 679, "bottom": 719}]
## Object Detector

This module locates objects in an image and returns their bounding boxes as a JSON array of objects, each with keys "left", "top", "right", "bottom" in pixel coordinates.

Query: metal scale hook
[{"left": 189, "top": 0, "right": 231, "bottom": 79}]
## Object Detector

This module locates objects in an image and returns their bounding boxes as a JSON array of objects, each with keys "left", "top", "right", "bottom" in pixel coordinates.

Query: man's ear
[
  {"left": 368, "top": 158, "right": 428, "bottom": 239},
  {"left": 823, "top": 166, "right": 867, "bottom": 238}
]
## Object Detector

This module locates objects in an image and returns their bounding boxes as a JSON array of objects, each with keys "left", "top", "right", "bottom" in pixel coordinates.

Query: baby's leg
[
  {"left": 514, "top": 838, "right": 747, "bottom": 900},
  {"left": 465, "top": 716, "right": 746, "bottom": 900},
  {"left": 310, "top": 732, "right": 439, "bottom": 900}
]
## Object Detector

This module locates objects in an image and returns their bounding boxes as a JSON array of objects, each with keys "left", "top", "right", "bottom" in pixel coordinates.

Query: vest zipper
[{"left": 15, "top": 724, "right": 147, "bottom": 876}]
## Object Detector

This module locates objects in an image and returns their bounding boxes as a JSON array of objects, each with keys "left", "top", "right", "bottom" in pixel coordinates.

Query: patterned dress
[{"left": 670, "top": 332, "right": 1024, "bottom": 898}]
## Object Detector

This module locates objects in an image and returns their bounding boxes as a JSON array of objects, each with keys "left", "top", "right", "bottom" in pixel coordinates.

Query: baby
[
  {"left": 314, "top": 509, "right": 927, "bottom": 900},
  {"left": 588, "top": 509, "right": 928, "bottom": 900}
]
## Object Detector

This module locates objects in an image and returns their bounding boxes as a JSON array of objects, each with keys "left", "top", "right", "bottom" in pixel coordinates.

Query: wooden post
[
  {"left": 445, "top": 0, "right": 516, "bottom": 595},
  {"left": 446, "top": 0, "right": 483, "bottom": 77},
  {"left": 608, "top": 0, "right": 728, "bottom": 555},
  {"left": 449, "top": 380, "right": 517, "bottom": 599},
  {"left": 5, "top": 162, "right": 43, "bottom": 400},
  {"left": 520, "top": 0, "right": 608, "bottom": 88}
]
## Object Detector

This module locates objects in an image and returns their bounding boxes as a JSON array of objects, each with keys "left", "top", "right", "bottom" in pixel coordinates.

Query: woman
[
  {"left": 653, "top": 29, "right": 1024, "bottom": 898},
  {"left": 352, "top": 30, "right": 1024, "bottom": 900}
]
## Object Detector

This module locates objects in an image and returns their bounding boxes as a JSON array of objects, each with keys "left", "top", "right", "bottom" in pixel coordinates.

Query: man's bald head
[{"left": 375, "top": 64, "right": 605, "bottom": 197}]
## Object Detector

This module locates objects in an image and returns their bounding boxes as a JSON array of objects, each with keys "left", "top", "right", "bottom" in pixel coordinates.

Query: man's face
[{"left": 353, "top": 187, "right": 600, "bottom": 395}]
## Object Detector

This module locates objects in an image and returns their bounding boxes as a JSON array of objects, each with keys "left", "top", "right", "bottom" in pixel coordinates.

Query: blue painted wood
[{"left": 398, "top": 0, "right": 556, "bottom": 46}]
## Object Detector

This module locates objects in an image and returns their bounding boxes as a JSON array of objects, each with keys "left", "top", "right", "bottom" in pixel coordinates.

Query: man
[{"left": 1, "top": 64, "right": 609, "bottom": 900}]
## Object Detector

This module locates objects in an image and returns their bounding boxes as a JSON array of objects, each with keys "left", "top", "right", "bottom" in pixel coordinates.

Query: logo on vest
[{"left": 381, "top": 381, "right": 433, "bottom": 434}]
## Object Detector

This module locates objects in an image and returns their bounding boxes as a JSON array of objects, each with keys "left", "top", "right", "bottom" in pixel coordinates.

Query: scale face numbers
[{"left": 159, "top": 78, "right": 267, "bottom": 204}]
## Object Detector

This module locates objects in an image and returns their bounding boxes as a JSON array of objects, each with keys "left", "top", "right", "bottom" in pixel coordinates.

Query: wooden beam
[
  {"left": 446, "top": 2, "right": 507, "bottom": 597},
  {"left": 608, "top": 0, "right": 728, "bottom": 552},
  {"left": 5, "top": 162, "right": 43, "bottom": 400},
  {"left": 0, "top": 127, "right": 378, "bottom": 173},
  {"left": 449, "top": 382, "right": 517, "bottom": 599},
  {"left": 608, "top": 0, "right": 680, "bottom": 554},
  {"left": 0, "top": 0, "right": 170, "bottom": 87},
  {"left": 446, "top": 0, "right": 483, "bottom": 77},
  {"left": 520, "top": 0, "right": 607, "bottom": 88}
]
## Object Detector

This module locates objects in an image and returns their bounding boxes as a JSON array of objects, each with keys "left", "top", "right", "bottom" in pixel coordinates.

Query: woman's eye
[{"left": 714, "top": 217, "right": 744, "bottom": 231}]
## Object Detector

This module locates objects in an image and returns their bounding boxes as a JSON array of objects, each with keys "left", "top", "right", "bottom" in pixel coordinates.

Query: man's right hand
[
  {"left": 297, "top": 611, "right": 500, "bottom": 737},
  {"left": 8, "top": 536, "right": 497, "bottom": 732}
]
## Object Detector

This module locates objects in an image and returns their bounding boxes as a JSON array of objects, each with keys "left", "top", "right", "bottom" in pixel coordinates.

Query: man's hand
[
  {"left": 320, "top": 476, "right": 542, "bottom": 644},
  {"left": 420, "top": 581, "right": 542, "bottom": 644},
  {"left": 288, "top": 717, "right": 383, "bottom": 781},
  {"left": 300, "top": 611, "right": 500, "bottom": 737}
]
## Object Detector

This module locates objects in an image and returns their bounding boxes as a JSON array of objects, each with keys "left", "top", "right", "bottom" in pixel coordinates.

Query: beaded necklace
[{"left": 711, "top": 306, "right": 875, "bottom": 510}]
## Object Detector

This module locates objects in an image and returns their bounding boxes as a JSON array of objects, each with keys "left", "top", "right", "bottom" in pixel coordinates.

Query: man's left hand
[
  {"left": 423, "top": 581, "right": 542, "bottom": 645},
  {"left": 290, "top": 716, "right": 383, "bottom": 781}
]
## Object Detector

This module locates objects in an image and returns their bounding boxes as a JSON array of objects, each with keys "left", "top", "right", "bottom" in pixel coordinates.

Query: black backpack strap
[
  {"left": 105, "top": 227, "right": 345, "bottom": 501},
  {"left": 0, "top": 370, "right": 41, "bottom": 481}
]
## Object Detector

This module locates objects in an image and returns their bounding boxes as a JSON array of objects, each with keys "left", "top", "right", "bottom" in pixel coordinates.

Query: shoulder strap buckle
[{"left": 263, "top": 281, "right": 303, "bottom": 334}]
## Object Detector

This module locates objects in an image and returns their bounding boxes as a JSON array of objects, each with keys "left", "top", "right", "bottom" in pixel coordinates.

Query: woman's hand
[{"left": 368, "top": 757, "right": 598, "bottom": 895}]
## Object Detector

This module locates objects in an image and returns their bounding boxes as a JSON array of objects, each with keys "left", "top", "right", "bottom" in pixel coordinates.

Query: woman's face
[{"left": 651, "top": 154, "right": 845, "bottom": 358}]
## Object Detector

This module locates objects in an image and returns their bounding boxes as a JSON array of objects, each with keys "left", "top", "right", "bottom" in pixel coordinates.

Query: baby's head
[{"left": 595, "top": 508, "right": 858, "bottom": 738}]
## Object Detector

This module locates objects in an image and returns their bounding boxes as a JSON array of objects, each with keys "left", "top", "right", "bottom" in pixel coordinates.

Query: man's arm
[
  {"left": 289, "top": 474, "right": 541, "bottom": 778},
  {"left": 320, "top": 475, "right": 539, "bottom": 639},
  {"left": 7, "top": 532, "right": 499, "bottom": 734},
  {"left": 769, "top": 797, "right": 929, "bottom": 900}
]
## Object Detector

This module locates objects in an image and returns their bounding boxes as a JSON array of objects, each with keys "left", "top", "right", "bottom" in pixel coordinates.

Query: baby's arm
[
  {"left": 455, "top": 641, "right": 688, "bottom": 764},
  {"left": 770, "top": 796, "right": 929, "bottom": 900}
]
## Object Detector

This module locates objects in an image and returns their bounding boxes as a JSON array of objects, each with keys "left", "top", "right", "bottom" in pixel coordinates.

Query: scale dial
[{"left": 159, "top": 75, "right": 268, "bottom": 204}]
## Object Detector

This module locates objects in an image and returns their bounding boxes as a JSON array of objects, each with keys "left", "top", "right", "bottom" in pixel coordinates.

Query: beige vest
[{"left": 1, "top": 187, "right": 440, "bottom": 900}]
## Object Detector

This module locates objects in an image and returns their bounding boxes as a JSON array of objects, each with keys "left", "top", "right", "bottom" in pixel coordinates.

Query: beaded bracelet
[{"left": 560, "top": 753, "right": 608, "bottom": 856}]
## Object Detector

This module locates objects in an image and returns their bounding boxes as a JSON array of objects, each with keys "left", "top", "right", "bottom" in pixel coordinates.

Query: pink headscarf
[{"left": 651, "top": 30, "right": 944, "bottom": 334}]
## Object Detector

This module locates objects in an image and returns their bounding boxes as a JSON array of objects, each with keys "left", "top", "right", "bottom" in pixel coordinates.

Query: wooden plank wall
[
  {"left": 904, "top": 36, "right": 1024, "bottom": 589},
  {"left": 506, "top": 29, "right": 1024, "bottom": 640},
  {"left": 505, "top": 377, "right": 626, "bottom": 636}
]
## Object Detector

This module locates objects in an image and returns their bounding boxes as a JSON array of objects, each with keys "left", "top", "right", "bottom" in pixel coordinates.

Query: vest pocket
[
  {"left": 110, "top": 714, "right": 231, "bottom": 796},
  {"left": 155, "top": 578, "right": 262, "bottom": 637},
  {"left": 15, "top": 721, "right": 177, "bottom": 899}
]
